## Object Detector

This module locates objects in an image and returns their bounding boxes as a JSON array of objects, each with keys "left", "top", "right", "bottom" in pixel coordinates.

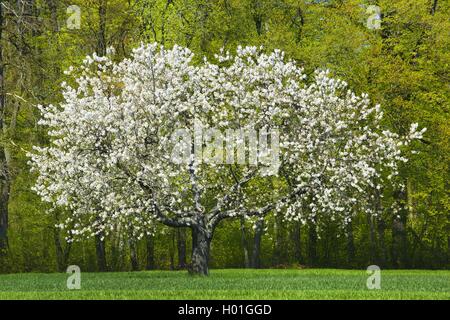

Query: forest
[{"left": 0, "top": 0, "right": 448, "bottom": 275}]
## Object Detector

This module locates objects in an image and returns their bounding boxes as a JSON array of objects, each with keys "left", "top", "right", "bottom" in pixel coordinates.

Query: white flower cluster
[{"left": 28, "top": 43, "right": 425, "bottom": 240}]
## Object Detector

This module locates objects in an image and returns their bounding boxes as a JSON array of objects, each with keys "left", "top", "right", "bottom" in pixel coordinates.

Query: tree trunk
[
  {"left": 273, "top": 214, "right": 284, "bottom": 266},
  {"left": 146, "top": 234, "right": 155, "bottom": 270},
  {"left": 252, "top": 0, "right": 263, "bottom": 36},
  {"left": 430, "top": 0, "right": 438, "bottom": 15},
  {"left": 373, "top": 189, "right": 385, "bottom": 266},
  {"left": 54, "top": 212, "right": 71, "bottom": 272},
  {"left": 169, "top": 230, "right": 175, "bottom": 270},
  {"left": 392, "top": 215, "right": 408, "bottom": 268},
  {"left": 367, "top": 213, "right": 377, "bottom": 264},
  {"left": 110, "top": 233, "right": 122, "bottom": 271},
  {"left": 97, "top": 0, "right": 107, "bottom": 56},
  {"left": 292, "top": 221, "right": 302, "bottom": 264},
  {"left": 392, "top": 189, "right": 409, "bottom": 268},
  {"left": 129, "top": 238, "right": 139, "bottom": 271},
  {"left": 251, "top": 218, "right": 264, "bottom": 268},
  {"left": 190, "top": 225, "right": 211, "bottom": 276},
  {"left": 239, "top": 217, "right": 250, "bottom": 268},
  {"left": 0, "top": 3, "right": 10, "bottom": 256},
  {"left": 95, "top": 234, "right": 108, "bottom": 271},
  {"left": 0, "top": 151, "right": 8, "bottom": 255},
  {"left": 54, "top": 228, "right": 64, "bottom": 271},
  {"left": 346, "top": 220, "right": 355, "bottom": 266},
  {"left": 447, "top": 234, "right": 449, "bottom": 266},
  {"left": 308, "top": 219, "right": 317, "bottom": 266},
  {"left": 377, "top": 217, "right": 387, "bottom": 267},
  {"left": 176, "top": 228, "right": 187, "bottom": 269}
]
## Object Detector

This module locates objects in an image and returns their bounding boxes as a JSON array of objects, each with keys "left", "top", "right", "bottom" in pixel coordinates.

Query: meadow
[{"left": 0, "top": 269, "right": 448, "bottom": 300}]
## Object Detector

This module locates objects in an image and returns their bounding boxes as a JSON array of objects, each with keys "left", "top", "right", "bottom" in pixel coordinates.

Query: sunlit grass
[{"left": 0, "top": 269, "right": 448, "bottom": 300}]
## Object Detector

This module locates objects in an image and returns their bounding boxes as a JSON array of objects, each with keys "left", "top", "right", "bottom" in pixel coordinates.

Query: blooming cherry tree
[{"left": 29, "top": 44, "right": 425, "bottom": 275}]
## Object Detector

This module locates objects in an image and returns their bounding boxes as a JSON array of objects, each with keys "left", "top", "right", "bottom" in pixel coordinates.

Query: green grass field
[{"left": 0, "top": 269, "right": 448, "bottom": 300}]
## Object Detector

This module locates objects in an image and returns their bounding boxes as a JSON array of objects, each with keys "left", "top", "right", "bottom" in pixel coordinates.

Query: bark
[
  {"left": 292, "top": 7, "right": 305, "bottom": 42},
  {"left": 129, "top": 238, "right": 139, "bottom": 271},
  {"left": 95, "top": 234, "right": 108, "bottom": 271},
  {"left": 367, "top": 213, "right": 377, "bottom": 264},
  {"left": 176, "top": 228, "right": 187, "bottom": 269},
  {"left": 146, "top": 234, "right": 155, "bottom": 270},
  {"left": 190, "top": 224, "right": 212, "bottom": 276},
  {"left": 97, "top": 0, "right": 107, "bottom": 56},
  {"left": 377, "top": 217, "right": 387, "bottom": 267},
  {"left": 252, "top": 0, "right": 263, "bottom": 36},
  {"left": 251, "top": 218, "right": 264, "bottom": 268},
  {"left": 169, "top": 230, "right": 175, "bottom": 270},
  {"left": 54, "top": 212, "right": 71, "bottom": 272},
  {"left": 0, "top": 3, "right": 10, "bottom": 255},
  {"left": 430, "top": 0, "right": 438, "bottom": 15},
  {"left": 292, "top": 221, "right": 302, "bottom": 264},
  {"left": 308, "top": 220, "right": 317, "bottom": 266},
  {"left": 54, "top": 227, "right": 64, "bottom": 271},
  {"left": 323, "top": 225, "right": 332, "bottom": 267},
  {"left": 447, "top": 234, "right": 450, "bottom": 266},
  {"left": 392, "top": 216, "right": 408, "bottom": 268},
  {"left": 0, "top": 152, "right": 8, "bottom": 255},
  {"left": 110, "top": 234, "right": 121, "bottom": 271},
  {"left": 273, "top": 214, "right": 285, "bottom": 266},
  {"left": 346, "top": 220, "right": 355, "bottom": 265},
  {"left": 392, "top": 189, "right": 409, "bottom": 268},
  {"left": 239, "top": 216, "right": 250, "bottom": 268},
  {"left": 373, "top": 189, "right": 386, "bottom": 266}
]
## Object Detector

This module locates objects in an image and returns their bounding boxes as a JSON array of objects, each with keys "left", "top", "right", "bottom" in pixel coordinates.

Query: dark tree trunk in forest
[
  {"left": 392, "top": 189, "right": 409, "bottom": 268},
  {"left": 308, "top": 220, "right": 317, "bottom": 266},
  {"left": 251, "top": 218, "right": 264, "bottom": 268},
  {"left": 95, "top": 234, "right": 108, "bottom": 271},
  {"left": 430, "top": 0, "right": 438, "bottom": 15},
  {"left": 367, "top": 213, "right": 377, "bottom": 264},
  {"left": 252, "top": 0, "right": 263, "bottom": 36},
  {"left": 392, "top": 216, "right": 408, "bottom": 268},
  {"left": 110, "top": 234, "right": 122, "bottom": 271},
  {"left": 129, "top": 238, "right": 139, "bottom": 271},
  {"left": 273, "top": 214, "right": 285, "bottom": 266},
  {"left": 98, "top": 0, "right": 107, "bottom": 56},
  {"left": 240, "top": 217, "right": 250, "bottom": 268},
  {"left": 377, "top": 217, "right": 387, "bottom": 267},
  {"left": 373, "top": 189, "right": 386, "bottom": 266},
  {"left": 177, "top": 228, "right": 187, "bottom": 269},
  {"left": 146, "top": 234, "right": 155, "bottom": 270},
  {"left": 190, "top": 224, "right": 212, "bottom": 276},
  {"left": 169, "top": 230, "right": 175, "bottom": 270},
  {"left": 447, "top": 235, "right": 450, "bottom": 265},
  {"left": 323, "top": 225, "right": 332, "bottom": 266},
  {"left": 0, "top": 4, "right": 10, "bottom": 256},
  {"left": 293, "top": 7, "right": 305, "bottom": 42},
  {"left": 292, "top": 221, "right": 302, "bottom": 264},
  {"left": 346, "top": 220, "right": 355, "bottom": 266},
  {"left": 54, "top": 213, "right": 71, "bottom": 272}
]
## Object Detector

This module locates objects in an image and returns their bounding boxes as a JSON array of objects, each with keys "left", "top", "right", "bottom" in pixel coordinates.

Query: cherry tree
[{"left": 29, "top": 44, "right": 425, "bottom": 275}]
